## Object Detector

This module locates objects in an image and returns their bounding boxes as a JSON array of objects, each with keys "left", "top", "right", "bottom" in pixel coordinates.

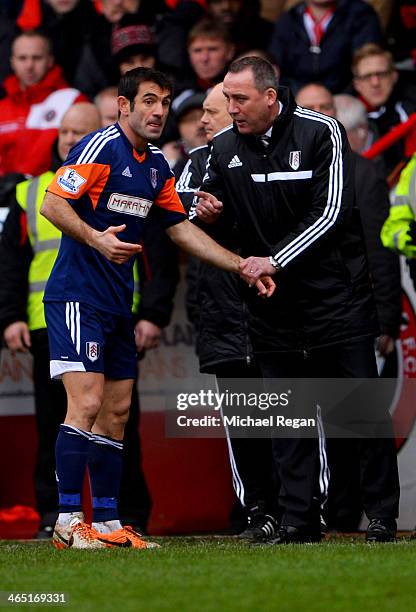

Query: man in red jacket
[{"left": 0, "top": 29, "right": 87, "bottom": 177}]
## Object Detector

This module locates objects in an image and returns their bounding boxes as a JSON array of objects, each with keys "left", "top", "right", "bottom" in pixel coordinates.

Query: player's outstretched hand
[
  {"left": 255, "top": 276, "right": 276, "bottom": 298},
  {"left": 194, "top": 191, "right": 223, "bottom": 223},
  {"left": 93, "top": 224, "right": 142, "bottom": 264}
]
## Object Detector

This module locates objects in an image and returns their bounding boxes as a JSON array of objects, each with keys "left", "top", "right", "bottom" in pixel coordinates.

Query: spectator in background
[
  {"left": 111, "top": 15, "right": 158, "bottom": 74},
  {"left": 205, "top": 0, "right": 273, "bottom": 56},
  {"left": 296, "top": 83, "right": 402, "bottom": 532},
  {"left": 95, "top": 86, "right": 119, "bottom": 127},
  {"left": 0, "top": 30, "right": 87, "bottom": 178},
  {"left": 16, "top": 1, "right": 99, "bottom": 87},
  {"left": 269, "top": 0, "right": 383, "bottom": 94},
  {"left": 296, "top": 81, "right": 338, "bottom": 116},
  {"left": 352, "top": 43, "right": 416, "bottom": 175},
  {"left": 157, "top": 1, "right": 272, "bottom": 77},
  {"left": 164, "top": 92, "right": 207, "bottom": 178},
  {"left": 174, "top": 19, "right": 235, "bottom": 99},
  {"left": 334, "top": 93, "right": 402, "bottom": 358}
]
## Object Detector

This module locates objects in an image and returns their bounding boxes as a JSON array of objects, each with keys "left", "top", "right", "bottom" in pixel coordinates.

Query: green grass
[{"left": 1, "top": 537, "right": 416, "bottom": 611}]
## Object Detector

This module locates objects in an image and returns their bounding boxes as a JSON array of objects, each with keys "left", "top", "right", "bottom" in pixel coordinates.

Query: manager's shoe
[
  {"left": 365, "top": 519, "right": 396, "bottom": 543},
  {"left": 239, "top": 509, "right": 279, "bottom": 542},
  {"left": 267, "top": 525, "right": 322, "bottom": 545}
]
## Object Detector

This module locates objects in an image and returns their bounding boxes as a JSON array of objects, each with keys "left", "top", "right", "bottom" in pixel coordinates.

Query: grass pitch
[{"left": 1, "top": 537, "right": 416, "bottom": 611}]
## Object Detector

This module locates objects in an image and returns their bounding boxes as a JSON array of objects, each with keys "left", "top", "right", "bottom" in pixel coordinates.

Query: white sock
[
  {"left": 57, "top": 511, "right": 84, "bottom": 527},
  {"left": 92, "top": 520, "right": 123, "bottom": 534}
]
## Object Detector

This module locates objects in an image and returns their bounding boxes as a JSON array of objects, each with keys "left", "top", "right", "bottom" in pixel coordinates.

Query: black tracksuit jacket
[{"left": 189, "top": 88, "right": 378, "bottom": 355}]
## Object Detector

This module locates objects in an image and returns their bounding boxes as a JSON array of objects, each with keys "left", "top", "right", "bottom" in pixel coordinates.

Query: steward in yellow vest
[{"left": 381, "top": 154, "right": 416, "bottom": 258}]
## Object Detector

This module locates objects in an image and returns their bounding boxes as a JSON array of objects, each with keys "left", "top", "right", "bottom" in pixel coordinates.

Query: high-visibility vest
[
  {"left": 15, "top": 171, "right": 141, "bottom": 330},
  {"left": 16, "top": 172, "right": 61, "bottom": 330},
  {"left": 381, "top": 154, "right": 416, "bottom": 257}
]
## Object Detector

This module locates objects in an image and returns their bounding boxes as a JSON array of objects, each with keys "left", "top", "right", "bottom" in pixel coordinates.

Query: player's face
[
  {"left": 353, "top": 55, "right": 397, "bottom": 108},
  {"left": 121, "top": 81, "right": 171, "bottom": 145},
  {"left": 223, "top": 69, "right": 277, "bottom": 135},
  {"left": 11, "top": 35, "right": 53, "bottom": 88},
  {"left": 201, "top": 86, "right": 231, "bottom": 141},
  {"left": 188, "top": 37, "right": 234, "bottom": 81}
]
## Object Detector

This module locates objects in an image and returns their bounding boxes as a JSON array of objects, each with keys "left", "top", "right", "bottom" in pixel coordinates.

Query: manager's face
[{"left": 223, "top": 68, "right": 277, "bottom": 135}]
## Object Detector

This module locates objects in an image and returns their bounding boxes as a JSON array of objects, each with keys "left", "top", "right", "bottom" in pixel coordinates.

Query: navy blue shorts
[{"left": 44, "top": 301, "right": 137, "bottom": 380}]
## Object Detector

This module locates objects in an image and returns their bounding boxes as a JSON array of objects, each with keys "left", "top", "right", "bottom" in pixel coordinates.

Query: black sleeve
[
  {"left": 356, "top": 158, "right": 402, "bottom": 338},
  {"left": 176, "top": 147, "right": 211, "bottom": 212},
  {"left": 0, "top": 197, "right": 33, "bottom": 335},
  {"left": 176, "top": 151, "right": 205, "bottom": 327},
  {"left": 137, "top": 211, "right": 180, "bottom": 328}
]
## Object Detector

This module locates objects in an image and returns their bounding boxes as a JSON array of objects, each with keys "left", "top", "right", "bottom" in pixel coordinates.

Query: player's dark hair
[
  {"left": 118, "top": 67, "right": 173, "bottom": 110},
  {"left": 227, "top": 56, "right": 278, "bottom": 92}
]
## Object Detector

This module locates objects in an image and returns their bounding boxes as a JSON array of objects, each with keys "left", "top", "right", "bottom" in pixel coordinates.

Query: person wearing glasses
[{"left": 352, "top": 43, "right": 416, "bottom": 175}]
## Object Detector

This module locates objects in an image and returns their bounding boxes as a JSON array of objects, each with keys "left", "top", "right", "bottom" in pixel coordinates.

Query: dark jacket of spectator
[
  {"left": 364, "top": 83, "right": 416, "bottom": 175},
  {"left": 353, "top": 153, "right": 402, "bottom": 338},
  {"left": 269, "top": 0, "right": 383, "bottom": 93}
]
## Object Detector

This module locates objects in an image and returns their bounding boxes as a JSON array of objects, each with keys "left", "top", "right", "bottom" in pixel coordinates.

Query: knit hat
[{"left": 112, "top": 17, "right": 156, "bottom": 64}]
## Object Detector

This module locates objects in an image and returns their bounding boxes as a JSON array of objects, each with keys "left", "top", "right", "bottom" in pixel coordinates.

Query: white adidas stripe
[
  {"left": 76, "top": 125, "right": 117, "bottom": 164},
  {"left": 273, "top": 107, "right": 343, "bottom": 267},
  {"left": 216, "top": 379, "right": 245, "bottom": 506},
  {"left": 75, "top": 301, "right": 80, "bottom": 355},
  {"left": 189, "top": 152, "right": 212, "bottom": 220},
  {"left": 82, "top": 131, "right": 120, "bottom": 165},
  {"left": 176, "top": 159, "right": 192, "bottom": 192},
  {"left": 316, "top": 405, "right": 330, "bottom": 502},
  {"left": 66, "top": 301, "right": 81, "bottom": 355}
]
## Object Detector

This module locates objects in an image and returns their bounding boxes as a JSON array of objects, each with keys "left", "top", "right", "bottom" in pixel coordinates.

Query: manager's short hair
[{"left": 227, "top": 56, "right": 279, "bottom": 92}]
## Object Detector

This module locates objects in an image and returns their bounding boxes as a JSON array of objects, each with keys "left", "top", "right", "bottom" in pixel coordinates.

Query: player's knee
[
  {"left": 78, "top": 392, "right": 103, "bottom": 422},
  {"left": 114, "top": 401, "right": 131, "bottom": 424}
]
